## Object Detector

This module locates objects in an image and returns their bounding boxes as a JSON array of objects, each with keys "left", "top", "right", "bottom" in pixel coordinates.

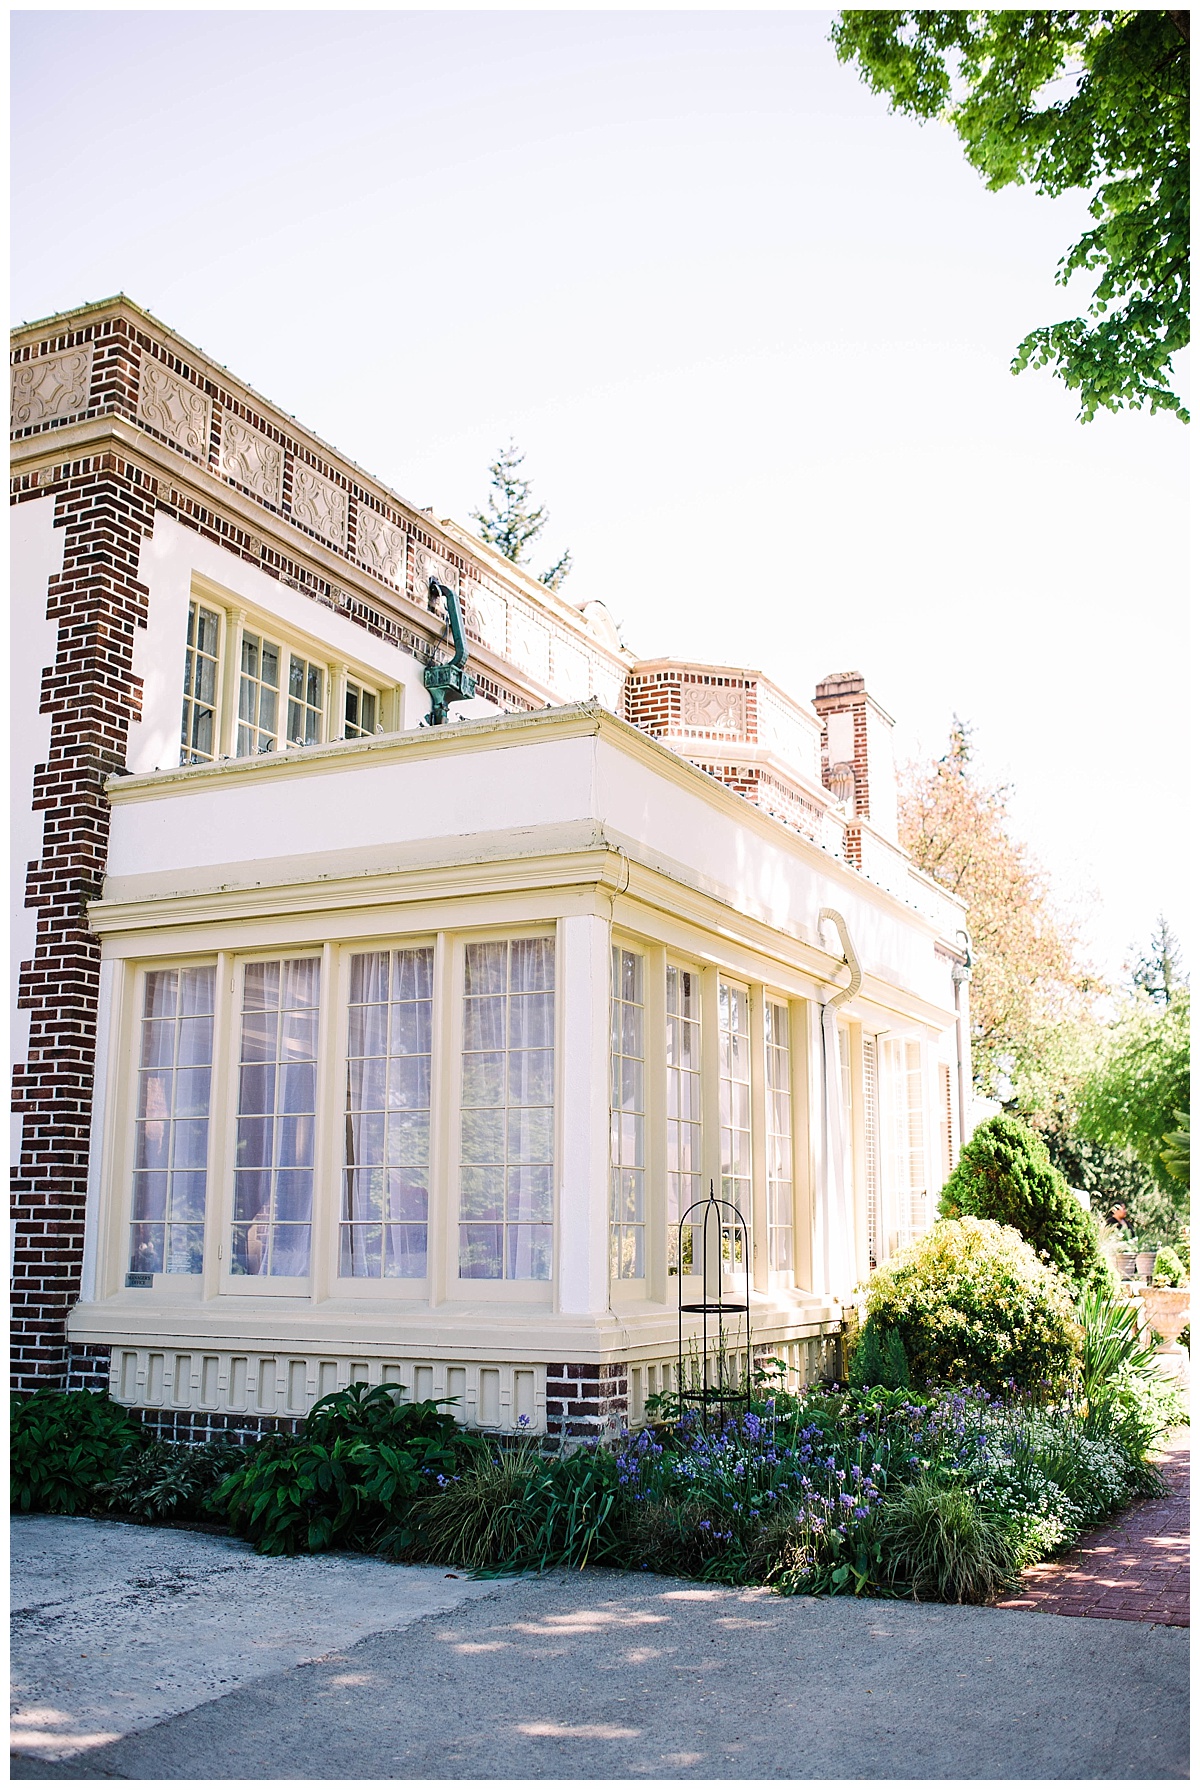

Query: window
[
  {"left": 666, "top": 963, "right": 702, "bottom": 1271},
  {"left": 459, "top": 938, "right": 555, "bottom": 1281},
  {"left": 862, "top": 1035, "right": 880, "bottom": 1269},
  {"left": 180, "top": 603, "right": 220, "bottom": 765},
  {"left": 342, "top": 947, "right": 433, "bottom": 1278},
  {"left": 882, "top": 1038, "right": 926, "bottom": 1251},
  {"left": 129, "top": 965, "right": 215, "bottom": 1276},
  {"left": 287, "top": 653, "right": 325, "bottom": 747},
  {"left": 765, "top": 1000, "right": 793, "bottom": 1272},
  {"left": 610, "top": 947, "right": 645, "bottom": 1281},
  {"left": 718, "top": 982, "right": 751, "bottom": 1221},
  {"left": 344, "top": 680, "right": 378, "bottom": 740},
  {"left": 232, "top": 958, "right": 320, "bottom": 1277},
  {"left": 238, "top": 631, "right": 283, "bottom": 756}
]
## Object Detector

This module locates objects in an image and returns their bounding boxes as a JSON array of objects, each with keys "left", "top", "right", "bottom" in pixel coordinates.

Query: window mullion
[{"left": 218, "top": 607, "right": 244, "bottom": 759}]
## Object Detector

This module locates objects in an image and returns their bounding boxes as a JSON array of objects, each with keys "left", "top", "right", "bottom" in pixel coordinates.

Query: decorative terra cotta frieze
[
  {"left": 681, "top": 682, "right": 746, "bottom": 736},
  {"left": 290, "top": 462, "right": 348, "bottom": 549},
  {"left": 10, "top": 343, "right": 95, "bottom": 428},
  {"left": 412, "top": 543, "right": 458, "bottom": 602},
  {"left": 356, "top": 509, "right": 407, "bottom": 582},
  {"left": 220, "top": 417, "right": 284, "bottom": 506},
  {"left": 137, "top": 358, "right": 213, "bottom": 458}
]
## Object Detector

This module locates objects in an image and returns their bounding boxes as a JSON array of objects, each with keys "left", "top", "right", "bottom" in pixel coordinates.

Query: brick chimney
[{"left": 812, "top": 671, "right": 898, "bottom": 845}]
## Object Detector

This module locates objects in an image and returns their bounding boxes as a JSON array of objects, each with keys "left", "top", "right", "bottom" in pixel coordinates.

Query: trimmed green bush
[
  {"left": 862, "top": 1217, "right": 1083, "bottom": 1394},
  {"left": 940, "top": 1114, "right": 1109, "bottom": 1290},
  {"left": 104, "top": 1441, "right": 246, "bottom": 1523},
  {"left": 11, "top": 1390, "right": 146, "bottom": 1514},
  {"left": 848, "top": 1321, "right": 910, "bottom": 1390},
  {"left": 1152, "top": 1245, "right": 1187, "bottom": 1287}
]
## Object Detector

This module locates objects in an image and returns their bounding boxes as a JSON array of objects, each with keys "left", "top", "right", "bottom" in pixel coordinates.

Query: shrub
[
  {"left": 848, "top": 1321, "right": 909, "bottom": 1390},
  {"left": 399, "top": 1441, "right": 621, "bottom": 1573},
  {"left": 877, "top": 1476, "right": 1017, "bottom": 1603},
  {"left": 1152, "top": 1245, "right": 1187, "bottom": 1287},
  {"left": 1076, "top": 1285, "right": 1159, "bottom": 1402},
  {"left": 212, "top": 1383, "right": 467, "bottom": 1555},
  {"left": 103, "top": 1441, "right": 246, "bottom": 1523},
  {"left": 862, "top": 1217, "right": 1083, "bottom": 1394},
  {"left": 940, "top": 1115, "right": 1109, "bottom": 1289},
  {"left": 11, "top": 1390, "right": 146, "bottom": 1515}
]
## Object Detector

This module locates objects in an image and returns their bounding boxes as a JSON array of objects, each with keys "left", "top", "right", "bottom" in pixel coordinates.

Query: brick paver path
[{"left": 992, "top": 1428, "right": 1189, "bottom": 1626}]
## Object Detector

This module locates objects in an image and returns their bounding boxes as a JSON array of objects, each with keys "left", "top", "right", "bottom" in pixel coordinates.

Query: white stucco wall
[
  {"left": 10, "top": 495, "right": 63, "bottom": 1162},
  {"left": 103, "top": 714, "right": 962, "bottom": 1023},
  {"left": 131, "top": 515, "right": 502, "bottom": 776}
]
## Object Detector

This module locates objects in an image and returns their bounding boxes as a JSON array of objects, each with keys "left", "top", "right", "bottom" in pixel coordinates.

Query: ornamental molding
[
  {"left": 220, "top": 416, "right": 284, "bottom": 506},
  {"left": 290, "top": 461, "right": 348, "bottom": 549},
  {"left": 464, "top": 579, "right": 508, "bottom": 654},
  {"left": 509, "top": 606, "right": 551, "bottom": 682},
  {"left": 412, "top": 544, "right": 458, "bottom": 602},
  {"left": 355, "top": 508, "right": 407, "bottom": 582},
  {"left": 681, "top": 682, "right": 746, "bottom": 735},
  {"left": 137, "top": 359, "right": 212, "bottom": 458},
  {"left": 10, "top": 344, "right": 94, "bottom": 427}
]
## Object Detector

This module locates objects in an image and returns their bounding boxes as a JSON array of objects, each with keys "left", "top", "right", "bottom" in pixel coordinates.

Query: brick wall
[
  {"left": 11, "top": 453, "right": 156, "bottom": 1391},
  {"left": 545, "top": 1362, "right": 628, "bottom": 1448}
]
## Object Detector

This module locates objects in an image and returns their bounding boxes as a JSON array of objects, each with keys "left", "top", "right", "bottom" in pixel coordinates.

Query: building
[{"left": 11, "top": 296, "right": 971, "bottom": 1445}]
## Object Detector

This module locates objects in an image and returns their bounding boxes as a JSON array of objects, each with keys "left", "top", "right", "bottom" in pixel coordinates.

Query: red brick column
[{"left": 11, "top": 455, "right": 155, "bottom": 1390}]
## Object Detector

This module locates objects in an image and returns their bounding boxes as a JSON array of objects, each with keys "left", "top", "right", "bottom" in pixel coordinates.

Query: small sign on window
[{"left": 125, "top": 1271, "right": 154, "bottom": 1289}]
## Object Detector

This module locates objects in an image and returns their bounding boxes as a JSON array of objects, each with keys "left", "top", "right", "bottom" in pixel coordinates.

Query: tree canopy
[
  {"left": 831, "top": 10, "right": 1190, "bottom": 422},
  {"left": 1077, "top": 987, "right": 1190, "bottom": 1201},
  {"left": 898, "top": 721, "right": 1095, "bottom": 1097},
  {"left": 471, "top": 441, "right": 573, "bottom": 589}
]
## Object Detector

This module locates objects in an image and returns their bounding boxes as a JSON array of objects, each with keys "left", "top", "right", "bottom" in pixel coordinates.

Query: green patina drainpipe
[{"left": 423, "top": 575, "right": 477, "bottom": 724}]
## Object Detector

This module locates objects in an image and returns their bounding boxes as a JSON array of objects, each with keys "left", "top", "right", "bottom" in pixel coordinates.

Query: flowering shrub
[{"left": 863, "top": 1217, "right": 1083, "bottom": 1393}]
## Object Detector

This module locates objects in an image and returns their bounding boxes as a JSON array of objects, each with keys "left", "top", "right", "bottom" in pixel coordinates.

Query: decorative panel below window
[
  {"left": 342, "top": 947, "right": 433, "bottom": 1277},
  {"left": 459, "top": 937, "right": 555, "bottom": 1281},
  {"left": 129, "top": 966, "right": 215, "bottom": 1276},
  {"left": 232, "top": 958, "right": 320, "bottom": 1276}
]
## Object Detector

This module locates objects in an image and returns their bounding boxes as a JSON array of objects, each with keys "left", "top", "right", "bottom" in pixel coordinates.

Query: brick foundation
[{"left": 545, "top": 1362, "right": 629, "bottom": 1448}]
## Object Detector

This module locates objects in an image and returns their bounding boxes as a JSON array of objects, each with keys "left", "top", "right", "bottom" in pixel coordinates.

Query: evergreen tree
[
  {"left": 940, "top": 1114, "right": 1108, "bottom": 1290},
  {"left": 472, "top": 441, "right": 572, "bottom": 590},
  {"left": 1131, "top": 914, "right": 1187, "bottom": 1006}
]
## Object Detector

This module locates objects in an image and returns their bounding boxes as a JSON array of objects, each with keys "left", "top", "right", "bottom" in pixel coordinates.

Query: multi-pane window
[
  {"left": 610, "top": 947, "right": 645, "bottom": 1281},
  {"left": 459, "top": 938, "right": 555, "bottom": 1281},
  {"left": 287, "top": 654, "right": 325, "bottom": 747},
  {"left": 882, "top": 1038, "right": 926, "bottom": 1250},
  {"left": 341, "top": 948, "right": 433, "bottom": 1278},
  {"left": 719, "top": 980, "right": 751, "bottom": 1210},
  {"left": 344, "top": 680, "right": 378, "bottom": 740},
  {"left": 666, "top": 964, "right": 702, "bottom": 1271},
  {"left": 129, "top": 966, "right": 215, "bottom": 1276},
  {"left": 232, "top": 958, "right": 320, "bottom": 1277},
  {"left": 862, "top": 1035, "right": 880, "bottom": 1269},
  {"left": 180, "top": 603, "right": 220, "bottom": 765},
  {"left": 765, "top": 999, "right": 793, "bottom": 1272},
  {"left": 238, "top": 631, "right": 282, "bottom": 756}
]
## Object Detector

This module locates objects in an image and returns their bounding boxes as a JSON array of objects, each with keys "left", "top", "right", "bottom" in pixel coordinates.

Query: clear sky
[{"left": 11, "top": 8, "right": 1190, "bottom": 987}]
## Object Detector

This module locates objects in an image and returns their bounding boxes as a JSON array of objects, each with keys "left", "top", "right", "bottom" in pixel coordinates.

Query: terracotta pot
[
  {"left": 1115, "top": 1250, "right": 1138, "bottom": 1279},
  {"left": 1136, "top": 1249, "right": 1159, "bottom": 1281},
  {"left": 1140, "top": 1286, "right": 1191, "bottom": 1350}
]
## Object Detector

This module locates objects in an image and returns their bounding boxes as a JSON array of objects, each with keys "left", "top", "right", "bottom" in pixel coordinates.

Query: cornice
[{"left": 101, "top": 701, "right": 964, "bottom": 953}]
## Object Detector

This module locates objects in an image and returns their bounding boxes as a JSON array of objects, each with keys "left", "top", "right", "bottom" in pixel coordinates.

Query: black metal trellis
[{"left": 676, "top": 1181, "right": 752, "bottom": 1429}]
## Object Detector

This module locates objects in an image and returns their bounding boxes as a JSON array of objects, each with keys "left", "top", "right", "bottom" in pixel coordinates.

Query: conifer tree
[{"left": 472, "top": 441, "right": 572, "bottom": 590}]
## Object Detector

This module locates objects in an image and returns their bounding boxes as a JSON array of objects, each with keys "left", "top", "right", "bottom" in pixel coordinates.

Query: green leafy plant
[
  {"left": 1152, "top": 1245, "right": 1187, "bottom": 1288},
  {"left": 863, "top": 1217, "right": 1083, "bottom": 1394},
  {"left": 104, "top": 1441, "right": 246, "bottom": 1523},
  {"left": 399, "top": 1441, "right": 621, "bottom": 1574},
  {"left": 1076, "top": 1286, "right": 1160, "bottom": 1403},
  {"left": 940, "top": 1114, "right": 1109, "bottom": 1289},
  {"left": 10, "top": 1390, "right": 147, "bottom": 1515},
  {"left": 877, "top": 1476, "right": 1018, "bottom": 1603},
  {"left": 212, "top": 1383, "right": 466, "bottom": 1556}
]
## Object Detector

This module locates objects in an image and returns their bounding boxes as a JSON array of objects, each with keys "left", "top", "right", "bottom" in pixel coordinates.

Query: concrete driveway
[{"left": 11, "top": 1516, "right": 1189, "bottom": 1780}]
